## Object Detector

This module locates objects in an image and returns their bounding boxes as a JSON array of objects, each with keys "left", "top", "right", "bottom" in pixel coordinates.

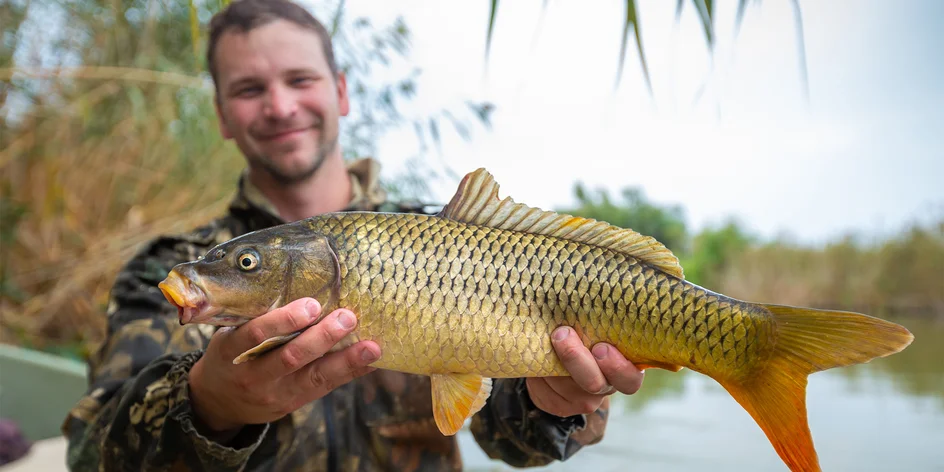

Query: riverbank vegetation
[{"left": 560, "top": 184, "right": 943, "bottom": 319}]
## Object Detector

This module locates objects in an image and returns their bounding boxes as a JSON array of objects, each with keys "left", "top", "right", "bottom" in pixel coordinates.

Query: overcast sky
[{"left": 323, "top": 1, "right": 943, "bottom": 245}]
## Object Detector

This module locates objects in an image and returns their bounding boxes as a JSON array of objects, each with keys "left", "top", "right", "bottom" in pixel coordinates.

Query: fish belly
[{"left": 326, "top": 213, "right": 773, "bottom": 381}]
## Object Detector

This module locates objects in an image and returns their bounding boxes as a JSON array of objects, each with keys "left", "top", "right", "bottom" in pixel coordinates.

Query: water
[{"left": 458, "top": 316, "right": 944, "bottom": 471}]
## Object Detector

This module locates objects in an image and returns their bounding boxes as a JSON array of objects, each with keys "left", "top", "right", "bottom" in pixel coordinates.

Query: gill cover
[
  {"left": 232, "top": 231, "right": 342, "bottom": 364},
  {"left": 280, "top": 233, "right": 342, "bottom": 315}
]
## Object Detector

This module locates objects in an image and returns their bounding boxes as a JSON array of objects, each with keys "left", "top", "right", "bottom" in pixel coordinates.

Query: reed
[
  {"left": 1, "top": 0, "right": 489, "bottom": 358},
  {"left": 1, "top": 64, "right": 242, "bottom": 356},
  {"left": 716, "top": 221, "right": 944, "bottom": 317}
]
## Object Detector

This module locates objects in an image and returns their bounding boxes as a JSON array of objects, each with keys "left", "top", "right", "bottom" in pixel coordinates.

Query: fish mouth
[{"left": 158, "top": 269, "right": 221, "bottom": 325}]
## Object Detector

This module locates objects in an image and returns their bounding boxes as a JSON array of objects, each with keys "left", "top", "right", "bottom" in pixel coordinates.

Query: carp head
[{"left": 158, "top": 223, "right": 341, "bottom": 327}]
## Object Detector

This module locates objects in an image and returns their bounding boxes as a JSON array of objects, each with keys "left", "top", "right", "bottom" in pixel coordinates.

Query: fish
[{"left": 158, "top": 168, "right": 913, "bottom": 472}]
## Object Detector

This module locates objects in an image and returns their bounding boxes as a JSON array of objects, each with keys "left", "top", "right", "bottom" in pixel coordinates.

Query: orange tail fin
[{"left": 719, "top": 304, "right": 913, "bottom": 472}]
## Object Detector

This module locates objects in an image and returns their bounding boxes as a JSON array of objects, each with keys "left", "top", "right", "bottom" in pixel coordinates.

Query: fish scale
[
  {"left": 321, "top": 211, "right": 769, "bottom": 382},
  {"left": 159, "top": 167, "right": 913, "bottom": 471}
]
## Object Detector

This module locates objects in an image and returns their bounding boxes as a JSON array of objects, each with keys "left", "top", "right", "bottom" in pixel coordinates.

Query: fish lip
[
  {"left": 158, "top": 274, "right": 193, "bottom": 309},
  {"left": 158, "top": 269, "right": 217, "bottom": 325}
]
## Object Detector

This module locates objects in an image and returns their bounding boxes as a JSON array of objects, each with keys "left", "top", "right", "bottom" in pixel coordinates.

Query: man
[{"left": 62, "top": 0, "right": 645, "bottom": 470}]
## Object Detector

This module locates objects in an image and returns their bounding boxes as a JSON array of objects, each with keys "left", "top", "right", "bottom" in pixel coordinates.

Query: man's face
[{"left": 213, "top": 20, "right": 349, "bottom": 185}]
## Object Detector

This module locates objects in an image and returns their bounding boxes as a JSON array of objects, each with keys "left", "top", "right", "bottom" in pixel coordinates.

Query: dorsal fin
[{"left": 438, "top": 168, "right": 684, "bottom": 279}]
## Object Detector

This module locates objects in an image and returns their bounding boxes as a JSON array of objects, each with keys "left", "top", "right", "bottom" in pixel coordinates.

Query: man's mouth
[{"left": 257, "top": 126, "right": 314, "bottom": 142}]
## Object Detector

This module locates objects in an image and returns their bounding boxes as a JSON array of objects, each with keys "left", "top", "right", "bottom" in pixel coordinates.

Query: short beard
[{"left": 250, "top": 136, "right": 338, "bottom": 186}]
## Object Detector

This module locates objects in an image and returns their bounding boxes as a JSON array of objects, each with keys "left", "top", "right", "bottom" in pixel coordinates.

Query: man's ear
[
  {"left": 336, "top": 72, "right": 350, "bottom": 117},
  {"left": 214, "top": 95, "right": 232, "bottom": 140}
]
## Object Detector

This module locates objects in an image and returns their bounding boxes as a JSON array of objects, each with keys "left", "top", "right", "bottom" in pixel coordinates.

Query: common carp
[{"left": 159, "top": 168, "right": 913, "bottom": 472}]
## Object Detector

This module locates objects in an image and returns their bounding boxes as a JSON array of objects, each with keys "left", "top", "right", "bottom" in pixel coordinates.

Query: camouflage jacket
[{"left": 62, "top": 158, "right": 609, "bottom": 472}]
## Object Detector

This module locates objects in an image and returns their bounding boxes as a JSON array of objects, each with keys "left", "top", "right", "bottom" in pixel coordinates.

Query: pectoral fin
[
  {"left": 430, "top": 373, "right": 492, "bottom": 436},
  {"left": 233, "top": 331, "right": 302, "bottom": 365}
]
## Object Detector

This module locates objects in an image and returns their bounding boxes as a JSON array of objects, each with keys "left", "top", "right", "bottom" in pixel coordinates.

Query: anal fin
[{"left": 431, "top": 373, "right": 492, "bottom": 436}]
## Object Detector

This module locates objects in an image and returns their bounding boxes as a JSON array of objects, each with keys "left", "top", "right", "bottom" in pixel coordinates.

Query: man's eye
[
  {"left": 235, "top": 86, "right": 262, "bottom": 97},
  {"left": 291, "top": 77, "right": 314, "bottom": 86},
  {"left": 237, "top": 251, "right": 259, "bottom": 271}
]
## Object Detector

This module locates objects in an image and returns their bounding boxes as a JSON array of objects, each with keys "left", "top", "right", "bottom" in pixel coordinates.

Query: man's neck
[{"left": 247, "top": 154, "right": 352, "bottom": 222}]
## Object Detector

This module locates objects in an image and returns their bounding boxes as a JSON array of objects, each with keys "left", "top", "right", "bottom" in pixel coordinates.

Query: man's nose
[{"left": 263, "top": 87, "right": 297, "bottom": 119}]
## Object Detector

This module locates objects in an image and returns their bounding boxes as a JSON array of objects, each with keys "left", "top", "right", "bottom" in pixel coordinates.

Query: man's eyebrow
[
  {"left": 284, "top": 68, "right": 320, "bottom": 77},
  {"left": 226, "top": 76, "right": 259, "bottom": 92}
]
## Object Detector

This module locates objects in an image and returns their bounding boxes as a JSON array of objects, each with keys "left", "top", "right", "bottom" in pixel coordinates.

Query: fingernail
[
  {"left": 552, "top": 327, "right": 569, "bottom": 342},
  {"left": 337, "top": 310, "right": 356, "bottom": 330},
  {"left": 592, "top": 344, "right": 608, "bottom": 360},
  {"left": 361, "top": 347, "right": 379, "bottom": 362},
  {"left": 306, "top": 299, "right": 321, "bottom": 320}
]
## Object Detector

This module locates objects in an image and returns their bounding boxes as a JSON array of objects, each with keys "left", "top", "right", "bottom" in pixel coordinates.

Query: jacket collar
[{"left": 228, "top": 157, "right": 389, "bottom": 230}]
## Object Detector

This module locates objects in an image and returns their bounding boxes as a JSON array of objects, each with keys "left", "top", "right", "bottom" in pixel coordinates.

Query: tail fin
[{"left": 719, "top": 305, "right": 913, "bottom": 472}]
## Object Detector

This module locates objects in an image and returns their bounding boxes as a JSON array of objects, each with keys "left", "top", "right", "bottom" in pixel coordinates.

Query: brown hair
[{"left": 206, "top": 0, "right": 338, "bottom": 90}]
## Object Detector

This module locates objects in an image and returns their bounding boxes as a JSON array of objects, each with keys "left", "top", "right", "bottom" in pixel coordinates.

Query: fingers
[
  {"left": 227, "top": 298, "right": 321, "bottom": 359},
  {"left": 257, "top": 308, "right": 360, "bottom": 379},
  {"left": 543, "top": 376, "right": 605, "bottom": 408},
  {"left": 525, "top": 378, "right": 573, "bottom": 417},
  {"left": 290, "top": 340, "right": 381, "bottom": 403},
  {"left": 591, "top": 343, "right": 644, "bottom": 395},
  {"left": 550, "top": 327, "right": 611, "bottom": 394}
]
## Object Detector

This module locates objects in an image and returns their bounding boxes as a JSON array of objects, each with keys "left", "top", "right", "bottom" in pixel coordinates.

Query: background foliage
[
  {"left": 1, "top": 0, "right": 940, "bottom": 361},
  {"left": 559, "top": 183, "right": 943, "bottom": 317},
  {"left": 0, "top": 0, "right": 490, "bottom": 355}
]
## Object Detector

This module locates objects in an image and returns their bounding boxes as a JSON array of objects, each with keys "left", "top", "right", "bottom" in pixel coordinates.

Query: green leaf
[
  {"left": 616, "top": 0, "right": 652, "bottom": 94},
  {"left": 734, "top": 0, "right": 750, "bottom": 37},
  {"left": 189, "top": 0, "right": 200, "bottom": 71},
  {"left": 443, "top": 110, "right": 471, "bottom": 141},
  {"left": 428, "top": 117, "right": 441, "bottom": 154},
  {"left": 486, "top": 0, "right": 499, "bottom": 59},
  {"left": 692, "top": 0, "right": 715, "bottom": 48},
  {"left": 790, "top": 0, "right": 810, "bottom": 102},
  {"left": 329, "top": 0, "right": 346, "bottom": 37},
  {"left": 413, "top": 120, "right": 427, "bottom": 152},
  {"left": 467, "top": 101, "right": 494, "bottom": 128}
]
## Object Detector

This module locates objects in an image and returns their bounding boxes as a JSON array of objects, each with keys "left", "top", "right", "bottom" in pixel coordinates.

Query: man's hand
[
  {"left": 527, "top": 326, "right": 644, "bottom": 418},
  {"left": 187, "top": 297, "right": 381, "bottom": 436}
]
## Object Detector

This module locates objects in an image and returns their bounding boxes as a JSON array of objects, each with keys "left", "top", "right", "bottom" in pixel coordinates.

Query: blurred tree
[
  {"left": 3, "top": 0, "right": 493, "bottom": 191},
  {"left": 875, "top": 221, "right": 944, "bottom": 315},
  {"left": 0, "top": 0, "right": 491, "bottom": 351},
  {"left": 686, "top": 219, "right": 754, "bottom": 288},
  {"left": 557, "top": 183, "right": 689, "bottom": 254}
]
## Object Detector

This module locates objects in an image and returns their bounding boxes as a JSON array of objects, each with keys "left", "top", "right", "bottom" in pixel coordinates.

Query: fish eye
[{"left": 237, "top": 250, "right": 259, "bottom": 271}]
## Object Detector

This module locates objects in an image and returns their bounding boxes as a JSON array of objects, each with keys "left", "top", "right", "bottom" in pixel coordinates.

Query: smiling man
[{"left": 62, "top": 1, "right": 645, "bottom": 470}]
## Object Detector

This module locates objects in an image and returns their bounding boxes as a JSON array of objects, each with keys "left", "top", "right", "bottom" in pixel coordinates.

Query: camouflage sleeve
[
  {"left": 61, "top": 233, "right": 279, "bottom": 471},
  {"left": 469, "top": 377, "right": 609, "bottom": 467}
]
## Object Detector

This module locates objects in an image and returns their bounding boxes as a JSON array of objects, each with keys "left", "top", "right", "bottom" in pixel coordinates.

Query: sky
[
  {"left": 14, "top": 1, "right": 942, "bottom": 245},
  {"left": 325, "top": 0, "right": 944, "bottom": 246}
]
